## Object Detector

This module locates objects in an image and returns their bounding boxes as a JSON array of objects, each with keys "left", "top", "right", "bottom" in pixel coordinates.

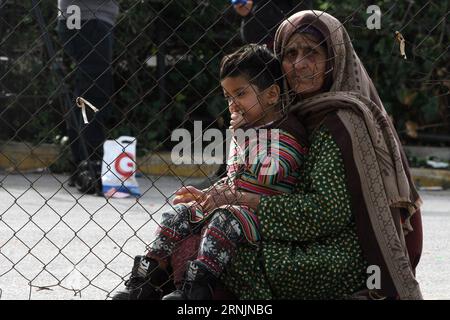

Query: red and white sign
[
  {"left": 102, "top": 136, "right": 140, "bottom": 197},
  {"left": 114, "top": 152, "right": 135, "bottom": 178}
]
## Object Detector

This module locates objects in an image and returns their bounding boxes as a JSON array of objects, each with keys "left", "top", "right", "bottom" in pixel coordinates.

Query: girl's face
[
  {"left": 221, "top": 75, "right": 279, "bottom": 127},
  {"left": 282, "top": 33, "right": 328, "bottom": 97}
]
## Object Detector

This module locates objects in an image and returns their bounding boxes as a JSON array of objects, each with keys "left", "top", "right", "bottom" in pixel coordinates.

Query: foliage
[
  {"left": 316, "top": 0, "right": 449, "bottom": 145},
  {"left": 1, "top": 0, "right": 448, "bottom": 153}
]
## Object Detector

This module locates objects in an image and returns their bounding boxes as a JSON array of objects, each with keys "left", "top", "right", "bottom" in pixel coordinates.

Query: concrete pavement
[{"left": 0, "top": 172, "right": 449, "bottom": 300}]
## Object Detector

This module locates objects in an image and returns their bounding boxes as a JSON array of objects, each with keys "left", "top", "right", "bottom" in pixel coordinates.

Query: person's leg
[
  {"left": 59, "top": 19, "right": 114, "bottom": 193},
  {"left": 163, "top": 209, "right": 246, "bottom": 300},
  {"left": 112, "top": 204, "right": 198, "bottom": 299},
  {"left": 57, "top": 20, "right": 83, "bottom": 170},
  {"left": 76, "top": 20, "right": 113, "bottom": 161},
  {"left": 146, "top": 204, "right": 201, "bottom": 265},
  {"left": 196, "top": 209, "right": 246, "bottom": 277},
  {"left": 75, "top": 19, "right": 114, "bottom": 162},
  {"left": 57, "top": 19, "right": 111, "bottom": 191}
]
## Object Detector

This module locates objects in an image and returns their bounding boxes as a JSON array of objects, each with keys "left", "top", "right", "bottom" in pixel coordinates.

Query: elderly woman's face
[{"left": 282, "top": 33, "right": 328, "bottom": 97}]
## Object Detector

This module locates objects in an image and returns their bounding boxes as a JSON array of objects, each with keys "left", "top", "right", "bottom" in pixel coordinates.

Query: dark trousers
[
  {"left": 58, "top": 19, "right": 114, "bottom": 164},
  {"left": 147, "top": 204, "right": 245, "bottom": 278}
]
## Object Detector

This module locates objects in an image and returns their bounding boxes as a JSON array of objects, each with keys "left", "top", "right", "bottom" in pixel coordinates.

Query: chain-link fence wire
[{"left": 0, "top": 0, "right": 448, "bottom": 299}]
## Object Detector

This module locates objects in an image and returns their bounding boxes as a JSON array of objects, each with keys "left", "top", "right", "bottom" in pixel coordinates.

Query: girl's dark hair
[{"left": 219, "top": 44, "right": 282, "bottom": 90}]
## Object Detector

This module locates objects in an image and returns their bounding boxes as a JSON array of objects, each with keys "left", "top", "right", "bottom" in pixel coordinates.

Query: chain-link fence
[{"left": 0, "top": 0, "right": 449, "bottom": 300}]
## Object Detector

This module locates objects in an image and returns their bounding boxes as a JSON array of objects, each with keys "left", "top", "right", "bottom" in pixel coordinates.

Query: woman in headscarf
[
  {"left": 113, "top": 10, "right": 424, "bottom": 300},
  {"left": 213, "top": 10, "right": 424, "bottom": 300}
]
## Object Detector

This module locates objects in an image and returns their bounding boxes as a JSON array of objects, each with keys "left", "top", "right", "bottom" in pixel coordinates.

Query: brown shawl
[{"left": 274, "top": 10, "right": 423, "bottom": 299}]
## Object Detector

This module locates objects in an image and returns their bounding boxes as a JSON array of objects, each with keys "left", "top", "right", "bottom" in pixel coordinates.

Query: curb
[
  {"left": 1, "top": 142, "right": 450, "bottom": 188},
  {"left": 405, "top": 146, "right": 450, "bottom": 161},
  {"left": 0, "top": 142, "right": 220, "bottom": 178},
  {"left": 411, "top": 168, "right": 450, "bottom": 190},
  {"left": 138, "top": 152, "right": 220, "bottom": 178},
  {"left": 0, "top": 141, "right": 60, "bottom": 172}
]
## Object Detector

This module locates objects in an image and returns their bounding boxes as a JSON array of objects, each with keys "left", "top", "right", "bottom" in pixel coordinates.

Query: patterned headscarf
[{"left": 274, "top": 10, "right": 423, "bottom": 300}]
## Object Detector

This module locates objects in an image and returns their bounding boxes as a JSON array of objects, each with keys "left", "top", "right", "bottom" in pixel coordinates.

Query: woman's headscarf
[{"left": 274, "top": 10, "right": 423, "bottom": 300}]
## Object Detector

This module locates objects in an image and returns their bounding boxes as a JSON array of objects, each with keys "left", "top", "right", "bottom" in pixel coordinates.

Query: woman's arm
[{"left": 256, "top": 129, "right": 354, "bottom": 243}]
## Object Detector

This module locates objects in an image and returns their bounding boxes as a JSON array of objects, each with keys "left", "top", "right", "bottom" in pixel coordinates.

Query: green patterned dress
[{"left": 220, "top": 126, "right": 370, "bottom": 299}]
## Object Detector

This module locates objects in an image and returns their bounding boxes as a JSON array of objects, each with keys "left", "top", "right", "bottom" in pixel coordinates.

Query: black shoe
[
  {"left": 75, "top": 160, "right": 102, "bottom": 195},
  {"left": 112, "top": 256, "right": 174, "bottom": 300},
  {"left": 162, "top": 260, "right": 217, "bottom": 300},
  {"left": 68, "top": 170, "right": 78, "bottom": 187}
]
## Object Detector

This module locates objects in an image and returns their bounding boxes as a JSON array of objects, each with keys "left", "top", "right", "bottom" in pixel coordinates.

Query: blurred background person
[
  {"left": 194, "top": 0, "right": 313, "bottom": 190},
  {"left": 232, "top": 0, "right": 312, "bottom": 49},
  {"left": 57, "top": 0, "right": 119, "bottom": 194}
]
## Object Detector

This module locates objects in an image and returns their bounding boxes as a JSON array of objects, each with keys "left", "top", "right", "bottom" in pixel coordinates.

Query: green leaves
[
  {"left": 315, "top": 0, "right": 448, "bottom": 144},
  {"left": 2, "top": 0, "right": 447, "bottom": 151},
  {"left": 421, "top": 96, "right": 440, "bottom": 123}
]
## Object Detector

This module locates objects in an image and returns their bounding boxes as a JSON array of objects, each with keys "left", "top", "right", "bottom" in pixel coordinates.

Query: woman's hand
[
  {"left": 239, "top": 191, "right": 261, "bottom": 211},
  {"left": 199, "top": 185, "right": 262, "bottom": 212},
  {"left": 172, "top": 186, "right": 205, "bottom": 205},
  {"left": 198, "top": 185, "right": 237, "bottom": 212},
  {"left": 233, "top": 0, "right": 253, "bottom": 17}
]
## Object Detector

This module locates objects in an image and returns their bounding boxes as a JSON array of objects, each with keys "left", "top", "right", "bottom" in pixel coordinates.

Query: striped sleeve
[{"left": 247, "top": 130, "right": 306, "bottom": 185}]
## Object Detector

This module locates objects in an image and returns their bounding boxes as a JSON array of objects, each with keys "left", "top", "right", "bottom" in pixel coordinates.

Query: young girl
[{"left": 113, "top": 44, "right": 308, "bottom": 300}]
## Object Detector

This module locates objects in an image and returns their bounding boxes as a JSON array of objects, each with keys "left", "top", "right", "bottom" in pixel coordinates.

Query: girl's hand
[
  {"left": 172, "top": 186, "right": 205, "bottom": 205},
  {"left": 229, "top": 111, "right": 246, "bottom": 131},
  {"left": 199, "top": 185, "right": 261, "bottom": 212},
  {"left": 199, "top": 185, "right": 237, "bottom": 212}
]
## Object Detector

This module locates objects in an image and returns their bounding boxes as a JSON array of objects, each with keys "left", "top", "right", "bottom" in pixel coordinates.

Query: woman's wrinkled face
[{"left": 282, "top": 33, "right": 328, "bottom": 97}]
